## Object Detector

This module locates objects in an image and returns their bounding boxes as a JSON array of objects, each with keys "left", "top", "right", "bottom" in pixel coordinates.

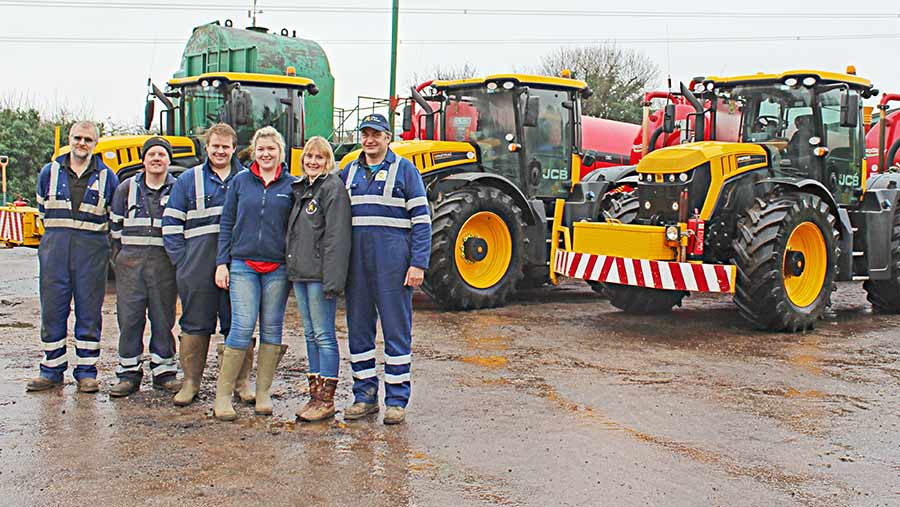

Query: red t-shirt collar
[{"left": 249, "top": 161, "right": 283, "bottom": 188}]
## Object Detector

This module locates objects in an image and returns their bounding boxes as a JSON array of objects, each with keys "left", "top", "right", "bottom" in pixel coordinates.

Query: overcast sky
[{"left": 2, "top": 0, "right": 899, "bottom": 128}]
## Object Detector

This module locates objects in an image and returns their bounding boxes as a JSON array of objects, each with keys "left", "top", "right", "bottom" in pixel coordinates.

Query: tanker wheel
[
  {"left": 732, "top": 192, "right": 838, "bottom": 331},
  {"left": 589, "top": 193, "right": 641, "bottom": 296},
  {"left": 423, "top": 186, "right": 526, "bottom": 310},
  {"left": 863, "top": 203, "right": 900, "bottom": 312},
  {"left": 600, "top": 194, "right": 687, "bottom": 312}
]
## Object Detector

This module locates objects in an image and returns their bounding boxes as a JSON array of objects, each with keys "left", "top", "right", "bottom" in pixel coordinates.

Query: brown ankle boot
[
  {"left": 295, "top": 374, "right": 321, "bottom": 419},
  {"left": 298, "top": 377, "right": 337, "bottom": 422}
]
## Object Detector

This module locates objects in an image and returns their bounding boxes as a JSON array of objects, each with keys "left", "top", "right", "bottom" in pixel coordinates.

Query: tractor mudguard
[
  {"left": 755, "top": 177, "right": 845, "bottom": 234},
  {"left": 581, "top": 164, "right": 638, "bottom": 185},
  {"left": 564, "top": 165, "right": 638, "bottom": 225},
  {"left": 433, "top": 172, "right": 540, "bottom": 226}
]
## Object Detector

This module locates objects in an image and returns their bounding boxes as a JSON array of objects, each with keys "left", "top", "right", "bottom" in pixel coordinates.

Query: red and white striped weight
[
  {"left": 0, "top": 209, "right": 25, "bottom": 244},
  {"left": 554, "top": 249, "right": 736, "bottom": 293}
]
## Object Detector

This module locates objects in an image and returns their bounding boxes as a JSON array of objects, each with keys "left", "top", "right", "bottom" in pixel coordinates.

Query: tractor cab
[
  {"left": 696, "top": 70, "right": 873, "bottom": 205},
  {"left": 150, "top": 71, "right": 318, "bottom": 175},
  {"left": 400, "top": 74, "right": 593, "bottom": 199}
]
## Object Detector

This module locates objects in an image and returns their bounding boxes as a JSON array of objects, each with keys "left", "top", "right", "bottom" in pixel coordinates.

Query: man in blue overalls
[
  {"left": 163, "top": 124, "right": 250, "bottom": 406},
  {"left": 340, "top": 114, "right": 432, "bottom": 424},
  {"left": 108, "top": 137, "right": 180, "bottom": 397},
  {"left": 27, "top": 121, "right": 119, "bottom": 393}
]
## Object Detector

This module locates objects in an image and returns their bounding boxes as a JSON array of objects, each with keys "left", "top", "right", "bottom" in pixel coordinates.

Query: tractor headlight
[
  {"left": 665, "top": 225, "right": 680, "bottom": 241},
  {"left": 668, "top": 174, "right": 676, "bottom": 182},
  {"left": 644, "top": 201, "right": 652, "bottom": 210},
  {"left": 802, "top": 76, "right": 817, "bottom": 87},
  {"left": 672, "top": 202, "right": 679, "bottom": 211},
  {"left": 678, "top": 173, "right": 688, "bottom": 182}
]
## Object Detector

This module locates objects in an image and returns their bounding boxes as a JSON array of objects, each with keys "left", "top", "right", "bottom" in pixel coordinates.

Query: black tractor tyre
[
  {"left": 606, "top": 284, "right": 687, "bottom": 314},
  {"left": 863, "top": 203, "right": 900, "bottom": 312},
  {"left": 732, "top": 192, "right": 839, "bottom": 331},
  {"left": 601, "top": 194, "right": 687, "bottom": 312},
  {"left": 422, "top": 185, "right": 527, "bottom": 310}
]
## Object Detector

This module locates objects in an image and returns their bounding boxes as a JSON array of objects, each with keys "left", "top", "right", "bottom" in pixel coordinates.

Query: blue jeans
[
  {"left": 293, "top": 282, "right": 339, "bottom": 378},
  {"left": 226, "top": 262, "right": 289, "bottom": 350}
]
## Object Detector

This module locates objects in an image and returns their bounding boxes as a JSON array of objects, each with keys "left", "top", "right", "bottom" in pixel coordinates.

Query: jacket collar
[
  {"left": 56, "top": 153, "right": 103, "bottom": 175},
  {"left": 355, "top": 148, "right": 396, "bottom": 168},
  {"left": 202, "top": 156, "right": 242, "bottom": 182},
  {"left": 135, "top": 171, "right": 176, "bottom": 192}
]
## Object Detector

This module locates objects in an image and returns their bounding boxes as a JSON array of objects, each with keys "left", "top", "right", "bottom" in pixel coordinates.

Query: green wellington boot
[
  {"left": 213, "top": 346, "right": 248, "bottom": 421},
  {"left": 173, "top": 334, "right": 210, "bottom": 406},
  {"left": 254, "top": 343, "right": 288, "bottom": 415},
  {"left": 218, "top": 341, "right": 255, "bottom": 404}
]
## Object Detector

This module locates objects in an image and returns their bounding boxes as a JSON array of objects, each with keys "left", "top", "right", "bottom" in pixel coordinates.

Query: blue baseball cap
[{"left": 359, "top": 113, "right": 391, "bottom": 133}]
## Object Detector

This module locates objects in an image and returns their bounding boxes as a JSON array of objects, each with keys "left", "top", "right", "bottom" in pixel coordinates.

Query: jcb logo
[
  {"left": 837, "top": 173, "right": 860, "bottom": 187},
  {"left": 542, "top": 168, "right": 569, "bottom": 180}
]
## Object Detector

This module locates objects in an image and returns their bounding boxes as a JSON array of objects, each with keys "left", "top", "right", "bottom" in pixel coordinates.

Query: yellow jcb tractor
[
  {"left": 551, "top": 68, "right": 900, "bottom": 331},
  {"left": 340, "top": 74, "right": 600, "bottom": 310}
]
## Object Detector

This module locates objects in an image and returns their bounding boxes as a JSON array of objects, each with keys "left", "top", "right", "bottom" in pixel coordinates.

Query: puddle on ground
[
  {"left": 461, "top": 355, "right": 508, "bottom": 368},
  {"left": 786, "top": 337, "right": 824, "bottom": 376}
]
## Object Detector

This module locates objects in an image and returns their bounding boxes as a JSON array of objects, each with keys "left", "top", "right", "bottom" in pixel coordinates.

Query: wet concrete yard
[{"left": 0, "top": 247, "right": 897, "bottom": 506}]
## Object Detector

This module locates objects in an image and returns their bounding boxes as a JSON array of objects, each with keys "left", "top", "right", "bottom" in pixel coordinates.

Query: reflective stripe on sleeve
[
  {"left": 406, "top": 196, "right": 428, "bottom": 210},
  {"left": 183, "top": 223, "right": 220, "bottom": 238}
]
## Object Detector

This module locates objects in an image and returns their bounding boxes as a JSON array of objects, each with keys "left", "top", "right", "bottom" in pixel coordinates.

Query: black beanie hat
[{"left": 142, "top": 136, "right": 173, "bottom": 160}]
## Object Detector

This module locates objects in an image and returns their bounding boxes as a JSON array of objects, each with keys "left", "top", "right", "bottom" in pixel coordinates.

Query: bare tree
[
  {"left": 405, "top": 62, "right": 480, "bottom": 92},
  {"left": 537, "top": 45, "right": 658, "bottom": 124}
]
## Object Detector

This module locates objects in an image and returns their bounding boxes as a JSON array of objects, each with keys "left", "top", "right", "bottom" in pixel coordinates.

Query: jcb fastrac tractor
[
  {"left": 341, "top": 74, "right": 598, "bottom": 310},
  {"left": 551, "top": 68, "right": 900, "bottom": 331}
]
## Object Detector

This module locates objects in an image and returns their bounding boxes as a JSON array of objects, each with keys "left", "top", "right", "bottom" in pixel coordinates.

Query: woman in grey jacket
[{"left": 286, "top": 136, "right": 352, "bottom": 421}]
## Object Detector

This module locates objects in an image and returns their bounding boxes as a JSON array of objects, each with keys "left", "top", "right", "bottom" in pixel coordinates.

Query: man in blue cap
[{"left": 340, "top": 113, "right": 431, "bottom": 424}]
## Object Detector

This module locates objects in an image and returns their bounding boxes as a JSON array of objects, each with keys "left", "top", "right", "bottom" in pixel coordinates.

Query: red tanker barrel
[
  {"left": 580, "top": 116, "right": 641, "bottom": 178},
  {"left": 865, "top": 108, "right": 900, "bottom": 177}
]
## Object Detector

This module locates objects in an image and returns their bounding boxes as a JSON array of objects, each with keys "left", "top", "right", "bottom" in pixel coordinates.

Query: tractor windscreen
[
  {"left": 714, "top": 83, "right": 814, "bottom": 147},
  {"left": 442, "top": 87, "right": 520, "bottom": 181},
  {"left": 181, "top": 83, "right": 304, "bottom": 160}
]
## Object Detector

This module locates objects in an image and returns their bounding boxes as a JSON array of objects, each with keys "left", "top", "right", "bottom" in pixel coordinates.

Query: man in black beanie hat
[{"left": 108, "top": 136, "right": 180, "bottom": 397}]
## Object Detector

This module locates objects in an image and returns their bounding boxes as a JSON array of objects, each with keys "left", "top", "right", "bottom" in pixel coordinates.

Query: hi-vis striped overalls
[
  {"left": 162, "top": 160, "right": 239, "bottom": 336},
  {"left": 109, "top": 173, "right": 178, "bottom": 382},
  {"left": 35, "top": 154, "right": 118, "bottom": 382},
  {"left": 341, "top": 152, "right": 432, "bottom": 408}
]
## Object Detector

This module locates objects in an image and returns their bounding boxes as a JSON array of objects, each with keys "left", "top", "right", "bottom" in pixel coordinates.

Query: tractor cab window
[
  {"left": 716, "top": 83, "right": 816, "bottom": 175},
  {"left": 521, "top": 88, "right": 574, "bottom": 198},
  {"left": 443, "top": 87, "right": 520, "bottom": 182},
  {"left": 818, "top": 88, "right": 863, "bottom": 204},
  {"left": 181, "top": 84, "right": 228, "bottom": 138},
  {"left": 180, "top": 83, "right": 303, "bottom": 164},
  {"left": 231, "top": 86, "right": 303, "bottom": 162}
]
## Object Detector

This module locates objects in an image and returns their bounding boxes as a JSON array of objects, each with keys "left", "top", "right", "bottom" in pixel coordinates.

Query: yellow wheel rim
[
  {"left": 455, "top": 211, "right": 512, "bottom": 289},
  {"left": 783, "top": 221, "right": 828, "bottom": 308}
]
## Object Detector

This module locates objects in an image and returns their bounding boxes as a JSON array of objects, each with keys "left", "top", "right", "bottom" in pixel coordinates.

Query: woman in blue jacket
[{"left": 214, "top": 126, "right": 295, "bottom": 421}]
